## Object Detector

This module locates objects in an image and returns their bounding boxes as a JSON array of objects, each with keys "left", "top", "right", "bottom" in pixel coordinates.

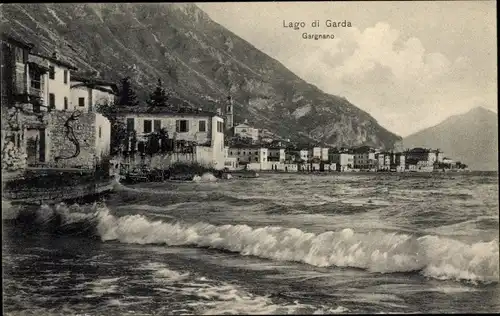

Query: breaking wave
[{"left": 5, "top": 203, "right": 499, "bottom": 284}]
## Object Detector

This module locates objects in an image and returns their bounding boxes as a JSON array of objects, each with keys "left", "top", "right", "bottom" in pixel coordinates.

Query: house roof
[
  {"left": 229, "top": 145, "right": 267, "bottom": 149},
  {"left": 408, "top": 147, "right": 431, "bottom": 153},
  {"left": 30, "top": 52, "right": 78, "bottom": 70},
  {"left": 117, "top": 99, "right": 219, "bottom": 118},
  {"left": 1, "top": 33, "right": 34, "bottom": 50},
  {"left": 71, "top": 83, "right": 117, "bottom": 95},
  {"left": 71, "top": 75, "right": 117, "bottom": 87},
  {"left": 70, "top": 75, "right": 119, "bottom": 94},
  {"left": 234, "top": 123, "right": 252, "bottom": 128}
]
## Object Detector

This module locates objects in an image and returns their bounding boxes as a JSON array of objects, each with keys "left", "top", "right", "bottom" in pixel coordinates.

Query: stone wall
[{"left": 48, "top": 111, "right": 99, "bottom": 169}]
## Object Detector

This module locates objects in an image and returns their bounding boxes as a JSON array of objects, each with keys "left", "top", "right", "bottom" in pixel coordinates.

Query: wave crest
[{"left": 7, "top": 203, "right": 499, "bottom": 284}]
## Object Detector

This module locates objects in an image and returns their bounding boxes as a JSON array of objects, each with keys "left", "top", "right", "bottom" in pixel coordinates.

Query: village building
[
  {"left": 258, "top": 128, "right": 276, "bottom": 144},
  {"left": 28, "top": 51, "right": 78, "bottom": 112},
  {"left": 227, "top": 145, "right": 268, "bottom": 170},
  {"left": 267, "top": 147, "right": 286, "bottom": 163},
  {"left": 233, "top": 119, "right": 259, "bottom": 143},
  {"left": 70, "top": 73, "right": 118, "bottom": 112},
  {"left": 405, "top": 147, "right": 438, "bottom": 168},
  {"left": 286, "top": 148, "right": 309, "bottom": 163},
  {"left": 390, "top": 152, "right": 405, "bottom": 172},
  {"left": 321, "top": 148, "right": 329, "bottom": 162},
  {"left": 353, "top": 146, "right": 376, "bottom": 170},
  {"left": 309, "top": 147, "right": 322, "bottom": 160},
  {"left": 375, "top": 152, "right": 392, "bottom": 171},
  {"left": 329, "top": 149, "right": 354, "bottom": 171},
  {"left": 118, "top": 103, "right": 225, "bottom": 169},
  {"left": 223, "top": 147, "right": 238, "bottom": 170},
  {"left": 1, "top": 34, "right": 111, "bottom": 171}
]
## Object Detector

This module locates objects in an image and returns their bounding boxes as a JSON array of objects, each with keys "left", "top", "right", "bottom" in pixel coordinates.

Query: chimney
[
  {"left": 244, "top": 119, "right": 248, "bottom": 124},
  {"left": 93, "top": 70, "right": 100, "bottom": 78},
  {"left": 216, "top": 108, "right": 222, "bottom": 115},
  {"left": 52, "top": 50, "right": 59, "bottom": 60}
]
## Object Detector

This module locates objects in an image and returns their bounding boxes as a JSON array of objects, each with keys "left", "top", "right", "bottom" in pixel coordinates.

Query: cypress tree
[
  {"left": 119, "top": 77, "right": 139, "bottom": 106},
  {"left": 147, "top": 78, "right": 168, "bottom": 107}
]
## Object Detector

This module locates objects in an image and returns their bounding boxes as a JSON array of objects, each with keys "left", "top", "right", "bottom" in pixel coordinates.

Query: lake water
[{"left": 3, "top": 172, "right": 499, "bottom": 314}]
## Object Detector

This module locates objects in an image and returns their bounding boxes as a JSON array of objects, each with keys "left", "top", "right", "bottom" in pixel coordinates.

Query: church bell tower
[{"left": 225, "top": 95, "right": 234, "bottom": 132}]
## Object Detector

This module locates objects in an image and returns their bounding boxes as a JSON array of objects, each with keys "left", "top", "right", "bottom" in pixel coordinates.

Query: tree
[
  {"left": 147, "top": 78, "right": 169, "bottom": 108},
  {"left": 96, "top": 101, "right": 130, "bottom": 155},
  {"left": 118, "top": 77, "right": 139, "bottom": 106}
]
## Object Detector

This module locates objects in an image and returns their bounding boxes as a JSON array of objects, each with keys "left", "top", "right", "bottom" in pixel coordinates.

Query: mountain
[
  {"left": 403, "top": 107, "right": 498, "bottom": 171},
  {"left": 1, "top": 3, "right": 401, "bottom": 148}
]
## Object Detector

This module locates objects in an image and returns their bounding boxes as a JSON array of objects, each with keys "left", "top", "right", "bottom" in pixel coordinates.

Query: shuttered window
[
  {"left": 176, "top": 120, "right": 189, "bottom": 132},
  {"left": 49, "top": 66, "right": 55, "bottom": 80},
  {"left": 199, "top": 120, "right": 206, "bottom": 132},
  {"left": 143, "top": 120, "right": 152, "bottom": 133},
  {"left": 126, "top": 118, "right": 135, "bottom": 131},
  {"left": 154, "top": 120, "right": 161, "bottom": 132},
  {"left": 49, "top": 94, "right": 55, "bottom": 109}
]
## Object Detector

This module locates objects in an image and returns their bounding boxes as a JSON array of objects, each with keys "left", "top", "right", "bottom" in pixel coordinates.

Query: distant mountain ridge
[
  {"left": 403, "top": 107, "right": 498, "bottom": 171},
  {"left": 1, "top": 3, "right": 401, "bottom": 148}
]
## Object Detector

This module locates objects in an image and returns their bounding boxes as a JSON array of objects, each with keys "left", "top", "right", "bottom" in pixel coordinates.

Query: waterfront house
[
  {"left": 1, "top": 33, "right": 34, "bottom": 157},
  {"left": 321, "top": 147, "right": 329, "bottom": 162},
  {"left": 28, "top": 51, "right": 78, "bottom": 112},
  {"left": 267, "top": 147, "right": 286, "bottom": 163},
  {"left": 223, "top": 147, "right": 238, "bottom": 170},
  {"left": 118, "top": 103, "right": 225, "bottom": 169},
  {"left": 433, "top": 149, "right": 444, "bottom": 163},
  {"left": 405, "top": 147, "right": 437, "bottom": 168},
  {"left": 329, "top": 149, "right": 354, "bottom": 172},
  {"left": 227, "top": 145, "right": 268, "bottom": 170},
  {"left": 309, "top": 147, "right": 322, "bottom": 160},
  {"left": 353, "top": 146, "right": 376, "bottom": 170},
  {"left": 233, "top": 119, "right": 259, "bottom": 143},
  {"left": 390, "top": 152, "right": 405, "bottom": 172},
  {"left": 375, "top": 152, "right": 392, "bottom": 171},
  {"left": 70, "top": 73, "right": 118, "bottom": 112}
]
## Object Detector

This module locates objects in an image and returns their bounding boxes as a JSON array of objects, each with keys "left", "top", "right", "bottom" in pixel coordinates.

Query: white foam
[
  {"left": 193, "top": 172, "right": 218, "bottom": 183},
  {"left": 31, "top": 204, "right": 500, "bottom": 284}
]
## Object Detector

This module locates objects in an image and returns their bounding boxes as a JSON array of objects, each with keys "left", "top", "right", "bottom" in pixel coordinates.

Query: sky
[{"left": 197, "top": 1, "right": 497, "bottom": 137}]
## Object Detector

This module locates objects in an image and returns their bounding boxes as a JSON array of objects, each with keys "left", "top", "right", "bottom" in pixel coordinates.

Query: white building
[
  {"left": 233, "top": 119, "right": 259, "bottom": 142},
  {"left": 70, "top": 74, "right": 118, "bottom": 112},
  {"left": 267, "top": 147, "right": 285, "bottom": 163},
  {"left": 27, "top": 52, "right": 78, "bottom": 112},
  {"left": 120, "top": 106, "right": 225, "bottom": 169},
  {"left": 310, "top": 147, "right": 322, "bottom": 160},
  {"left": 223, "top": 147, "right": 238, "bottom": 170},
  {"left": 353, "top": 147, "right": 376, "bottom": 170},
  {"left": 228, "top": 146, "right": 268, "bottom": 170},
  {"left": 329, "top": 152, "right": 354, "bottom": 171}
]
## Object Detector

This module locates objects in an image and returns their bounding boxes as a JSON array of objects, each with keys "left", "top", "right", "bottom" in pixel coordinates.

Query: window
[
  {"left": 255, "top": 151, "right": 258, "bottom": 155},
  {"left": 199, "top": 120, "right": 206, "bottom": 132},
  {"left": 255, "top": 157, "right": 258, "bottom": 162},
  {"left": 78, "top": 97, "right": 85, "bottom": 107},
  {"left": 64, "top": 70, "right": 68, "bottom": 84},
  {"left": 176, "top": 120, "right": 189, "bottom": 133},
  {"left": 126, "top": 118, "right": 135, "bottom": 131},
  {"left": 64, "top": 97, "right": 68, "bottom": 110},
  {"left": 99, "top": 126, "right": 102, "bottom": 138},
  {"left": 15, "top": 47, "right": 24, "bottom": 63},
  {"left": 143, "top": 120, "right": 152, "bottom": 133},
  {"left": 49, "top": 66, "right": 55, "bottom": 80},
  {"left": 154, "top": 120, "right": 161, "bottom": 132},
  {"left": 49, "top": 93, "right": 55, "bottom": 109},
  {"left": 217, "top": 121, "right": 223, "bottom": 133}
]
